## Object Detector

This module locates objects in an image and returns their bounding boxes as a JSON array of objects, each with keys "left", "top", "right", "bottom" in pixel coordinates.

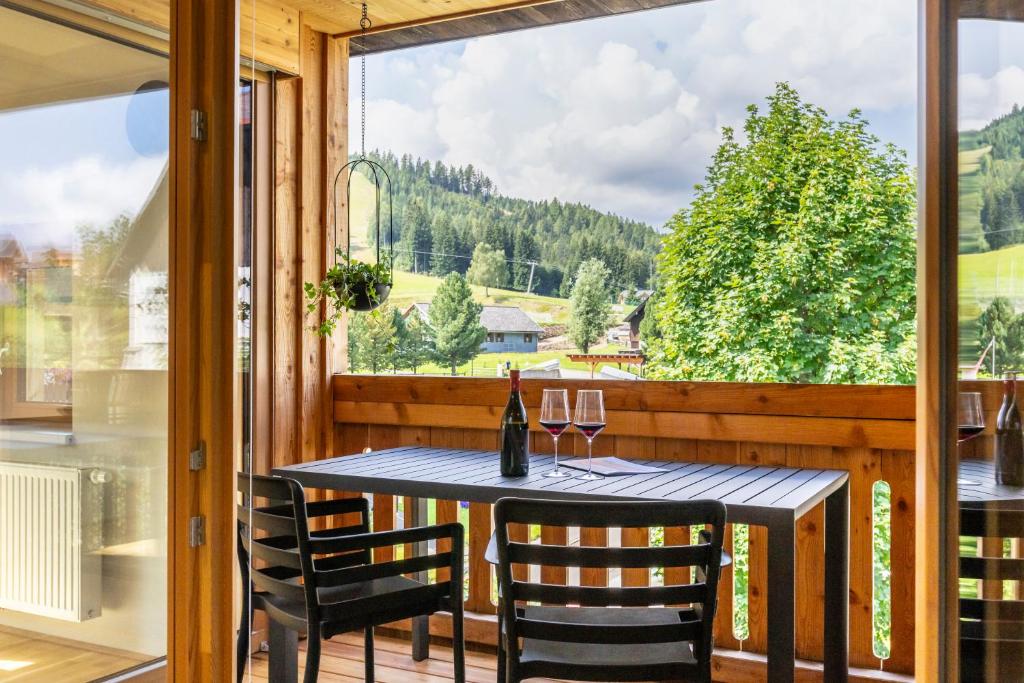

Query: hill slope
[{"left": 347, "top": 151, "right": 661, "bottom": 298}]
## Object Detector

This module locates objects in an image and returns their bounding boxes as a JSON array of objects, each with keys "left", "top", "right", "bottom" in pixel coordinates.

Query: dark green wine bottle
[{"left": 500, "top": 369, "right": 529, "bottom": 476}]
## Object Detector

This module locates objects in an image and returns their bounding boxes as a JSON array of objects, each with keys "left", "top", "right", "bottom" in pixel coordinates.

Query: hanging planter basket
[{"left": 304, "top": 156, "right": 394, "bottom": 334}]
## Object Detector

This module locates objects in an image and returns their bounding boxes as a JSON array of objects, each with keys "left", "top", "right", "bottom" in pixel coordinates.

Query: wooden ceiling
[
  {"left": 283, "top": 0, "right": 559, "bottom": 35},
  {"left": 0, "top": 5, "right": 167, "bottom": 111},
  {"left": 350, "top": 0, "right": 705, "bottom": 55}
]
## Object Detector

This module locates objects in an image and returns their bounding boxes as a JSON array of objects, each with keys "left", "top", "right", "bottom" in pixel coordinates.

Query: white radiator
[{"left": 0, "top": 462, "right": 102, "bottom": 622}]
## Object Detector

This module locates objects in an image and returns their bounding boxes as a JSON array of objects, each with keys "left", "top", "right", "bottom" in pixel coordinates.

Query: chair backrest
[
  {"left": 959, "top": 507, "right": 1024, "bottom": 680},
  {"left": 493, "top": 497, "right": 726, "bottom": 667},
  {"left": 237, "top": 473, "right": 370, "bottom": 626}
]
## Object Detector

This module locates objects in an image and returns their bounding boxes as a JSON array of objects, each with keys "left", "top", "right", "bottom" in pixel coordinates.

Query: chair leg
[
  {"left": 303, "top": 625, "right": 321, "bottom": 683},
  {"left": 496, "top": 606, "right": 505, "bottom": 683},
  {"left": 452, "top": 604, "right": 465, "bottom": 683},
  {"left": 364, "top": 627, "right": 375, "bottom": 682},
  {"left": 236, "top": 590, "right": 251, "bottom": 683}
]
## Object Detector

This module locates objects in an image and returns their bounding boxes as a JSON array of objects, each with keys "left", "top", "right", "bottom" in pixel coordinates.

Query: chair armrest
[{"left": 311, "top": 522, "right": 463, "bottom": 555}]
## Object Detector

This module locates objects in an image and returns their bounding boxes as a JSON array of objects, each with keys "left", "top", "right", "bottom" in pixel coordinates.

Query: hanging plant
[
  {"left": 305, "top": 249, "right": 392, "bottom": 335},
  {"left": 305, "top": 6, "right": 394, "bottom": 336}
]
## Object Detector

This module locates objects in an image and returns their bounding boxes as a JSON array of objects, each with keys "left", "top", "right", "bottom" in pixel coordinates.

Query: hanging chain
[{"left": 360, "top": 4, "right": 371, "bottom": 159}]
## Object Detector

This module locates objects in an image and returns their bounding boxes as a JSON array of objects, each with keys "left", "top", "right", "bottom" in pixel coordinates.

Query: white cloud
[
  {"left": 0, "top": 155, "right": 165, "bottom": 248},
  {"left": 355, "top": 0, "right": 918, "bottom": 226},
  {"left": 960, "top": 66, "right": 1024, "bottom": 131}
]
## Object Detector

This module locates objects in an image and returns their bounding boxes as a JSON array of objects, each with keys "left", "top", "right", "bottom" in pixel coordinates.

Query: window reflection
[{"left": 0, "top": 6, "right": 168, "bottom": 676}]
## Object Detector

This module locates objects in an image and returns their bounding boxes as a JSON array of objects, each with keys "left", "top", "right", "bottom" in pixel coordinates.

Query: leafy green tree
[
  {"left": 978, "top": 297, "right": 1020, "bottom": 371},
  {"left": 347, "top": 304, "right": 398, "bottom": 374},
  {"left": 429, "top": 273, "right": 486, "bottom": 375},
  {"left": 397, "top": 312, "right": 433, "bottom": 374},
  {"left": 647, "top": 83, "right": 917, "bottom": 383},
  {"left": 466, "top": 243, "right": 507, "bottom": 296},
  {"left": 638, "top": 292, "right": 662, "bottom": 343},
  {"left": 569, "top": 259, "right": 612, "bottom": 354}
]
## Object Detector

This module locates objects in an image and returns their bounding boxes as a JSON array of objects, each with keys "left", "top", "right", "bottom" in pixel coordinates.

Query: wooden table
[
  {"left": 274, "top": 446, "right": 850, "bottom": 682},
  {"left": 959, "top": 458, "right": 1024, "bottom": 509}
]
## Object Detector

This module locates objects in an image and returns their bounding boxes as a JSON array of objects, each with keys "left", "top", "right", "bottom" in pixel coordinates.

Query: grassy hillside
[
  {"left": 958, "top": 144, "right": 990, "bottom": 254},
  {"left": 386, "top": 269, "right": 579, "bottom": 326}
]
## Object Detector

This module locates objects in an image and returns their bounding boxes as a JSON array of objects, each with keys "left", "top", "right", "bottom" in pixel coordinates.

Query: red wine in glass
[
  {"left": 541, "top": 389, "right": 572, "bottom": 479},
  {"left": 540, "top": 420, "right": 570, "bottom": 437},
  {"left": 958, "top": 425, "right": 984, "bottom": 442},
  {"left": 573, "top": 422, "right": 606, "bottom": 439}
]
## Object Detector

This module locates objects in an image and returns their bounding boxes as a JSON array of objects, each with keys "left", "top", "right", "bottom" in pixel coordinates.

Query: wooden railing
[{"left": 329, "top": 375, "right": 916, "bottom": 680}]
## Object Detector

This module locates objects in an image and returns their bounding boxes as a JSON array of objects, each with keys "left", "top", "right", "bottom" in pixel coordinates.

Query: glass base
[
  {"left": 545, "top": 467, "right": 572, "bottom": 478},
  {"left": 577, "top": 472, "right": 605, "bottom": 480}
]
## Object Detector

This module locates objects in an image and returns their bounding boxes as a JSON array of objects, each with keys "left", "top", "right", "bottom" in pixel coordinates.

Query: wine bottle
[
  {"left": 500, "top": 369, "right": 530, "bottom": 477},
  {"left": 996, "top": 374, "right": 1024, "bottom": 486}
]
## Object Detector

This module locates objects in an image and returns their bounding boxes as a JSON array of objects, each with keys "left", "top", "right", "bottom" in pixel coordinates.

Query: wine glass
[
  {"left": 958, "top": 392, "right": 985, "bottom": 444},
  {"left": 573, "top": 389, "right": 606, "bottom": 480},
  {"left": 540, "top": 389, "right": 572, "bottom": 478}
]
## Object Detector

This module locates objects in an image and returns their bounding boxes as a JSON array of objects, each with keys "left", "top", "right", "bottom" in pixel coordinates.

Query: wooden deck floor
[
  {"left": 247, "top": 632, "right": 558, "bottom": 683},
  {"left": 0, "top": 625, "right": 150, "bottom": 682}
]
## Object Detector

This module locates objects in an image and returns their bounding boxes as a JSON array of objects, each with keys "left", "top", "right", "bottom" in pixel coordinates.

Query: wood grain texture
[
  {"left": 168, "top": 0, "right": 237, "bottom": 680},
  {"left": 334, "top": 400, "right": 914, "bottom": 449},
  {"left": 916, "top": 1, "right": 960, "bottom": 681},
  {"left": 48, "top": 0, "right": 301, "bottom": 72},
  {"left": 346, "top": 0, "right": 709, "bottom": 55},
  {"left": 334, "top": 375, "right": 916, "bottom": 420},
  {"left": 246, "top": 628, "right": 915, "bottom": 683},
  {"left": 329, "top": 374, "right": 916, "bottom": 674}
]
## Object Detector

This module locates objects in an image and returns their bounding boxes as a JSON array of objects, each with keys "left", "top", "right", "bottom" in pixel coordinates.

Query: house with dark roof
[{"left": 405, "top": 302, "right": 544, "bottom": 353}]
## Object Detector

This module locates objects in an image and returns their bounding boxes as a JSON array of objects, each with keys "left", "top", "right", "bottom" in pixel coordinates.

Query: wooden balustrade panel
[
  {"left": 788, "top": 445, "right": 833, "bottom": 663},
  {"left": 881, "top": 449, "right": 915, "bottom": 674},
  {"left": 330, "top": 377, "right": 918, "bottom": 676}
]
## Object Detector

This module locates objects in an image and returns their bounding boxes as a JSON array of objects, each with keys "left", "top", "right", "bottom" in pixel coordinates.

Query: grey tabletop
[
  {"left": 274, "top": 446, "right": 848, "bottom": 525},
  {"left": 959, "top": 458, "right": 1024, "bottom": 510}
]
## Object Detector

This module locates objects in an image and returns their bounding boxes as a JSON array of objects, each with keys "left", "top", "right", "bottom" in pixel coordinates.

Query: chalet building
[{"left": 405, "top": 302, "right": 544, "bottom": 353}]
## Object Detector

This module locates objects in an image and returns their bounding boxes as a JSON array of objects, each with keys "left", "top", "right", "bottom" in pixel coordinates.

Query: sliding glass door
[
  {"left": 953, "top": 4, "right": 1024, "bottom": 681},
  {"left": 0, "top": 6, "right": 168, "bottom": 678}
]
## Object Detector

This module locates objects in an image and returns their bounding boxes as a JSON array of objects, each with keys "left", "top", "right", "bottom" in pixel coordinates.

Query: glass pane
[
  {"left": 337, "top": 0, "right": 918, "bottom": 384},
  {"left": 957, "top": 11, "right": 1024, "bottom": 681},
  {"left": 0, "top": 6, "right": 168, "bottom": 678}
]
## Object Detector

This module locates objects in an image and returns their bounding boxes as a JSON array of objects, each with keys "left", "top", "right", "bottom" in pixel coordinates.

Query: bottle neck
[
  {"left": 1007, "top": 378, "right": 1017, "bottom": 399},
  {"left": 509, "top": 371, "right": 521, "bottom": 392}
]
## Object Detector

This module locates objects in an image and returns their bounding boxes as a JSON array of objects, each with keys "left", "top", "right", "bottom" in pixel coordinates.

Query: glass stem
[
  {"left": 553, "top": 435, "right": 559, "bottom": 469},
  {"left": 587, "top": 438, "right": 593, "bottom": 475}
]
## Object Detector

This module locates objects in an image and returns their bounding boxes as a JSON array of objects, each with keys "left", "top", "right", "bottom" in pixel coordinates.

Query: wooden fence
[{"left": 327, "top": 375, "right": 916, "bottom": 681}]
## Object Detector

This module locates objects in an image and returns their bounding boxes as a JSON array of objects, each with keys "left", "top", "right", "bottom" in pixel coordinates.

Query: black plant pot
[{"left": 340, "top": 282, "right": 392, "bottom": 312}]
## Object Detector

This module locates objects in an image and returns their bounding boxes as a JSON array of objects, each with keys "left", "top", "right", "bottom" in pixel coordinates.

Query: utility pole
[{"left": 526, "top": 261, "right": 537, "bottom": 294}]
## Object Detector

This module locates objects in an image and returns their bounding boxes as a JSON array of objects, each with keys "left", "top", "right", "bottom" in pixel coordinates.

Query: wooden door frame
[
  {"left": 168, "top": 1, "right": 239, "bottom": 681},
  {"left": 916, "top": 0, "right": 959, "bottom": 681}
]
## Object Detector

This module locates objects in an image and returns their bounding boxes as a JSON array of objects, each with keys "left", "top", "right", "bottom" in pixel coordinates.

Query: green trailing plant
[{"left": 304, "top": 249, "right": 393, "bottom": 336}]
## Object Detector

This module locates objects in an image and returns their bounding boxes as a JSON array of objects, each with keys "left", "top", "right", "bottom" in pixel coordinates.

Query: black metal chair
[
  {"left": 237, "top": 473, "right": 465, "bottom": 683},
  {"left": 493, "top": 497, "right": 726, "bottom": 683},
  {"left": 959, "top": 506, "right": 1024, "bottom": 683}
]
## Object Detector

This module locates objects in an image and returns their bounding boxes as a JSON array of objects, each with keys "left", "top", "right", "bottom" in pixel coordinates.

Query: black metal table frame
[{"left": 273, "top": 448, "right": 850, "bottom": 683}]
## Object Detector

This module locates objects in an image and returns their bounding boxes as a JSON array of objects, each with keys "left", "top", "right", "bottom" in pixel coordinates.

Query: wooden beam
[
  {"left": 347, "top": 0, "right": 710, "bottom": 56},
  {"left": 915, "top": 0, "right": 959, "bottom": 681},
  {"left": 960, "top": 0, "right": 1024, "bottom": 20},
  {"left": 168, "top": 0, "right": 238, "bottom": 681},
  {"left": 332, "top": 375, "right": 917, "bottom": 420},
  {"left": 332, "top": 0, "right": 562, "bottom": 39},
  {"left": 334, "top": 400, "right": 915, "bottom": 449}
]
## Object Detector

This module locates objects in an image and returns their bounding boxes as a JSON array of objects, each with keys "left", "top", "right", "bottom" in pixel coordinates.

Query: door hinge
[
  {"left": 189, "top": 441, "right": 206, "bottom": 471},
  {"left": 190, "top": 109, "right": 207, "bottom": 141},
  {"left": 188, "top": 516, "right": 206, "bottom": 548}
]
